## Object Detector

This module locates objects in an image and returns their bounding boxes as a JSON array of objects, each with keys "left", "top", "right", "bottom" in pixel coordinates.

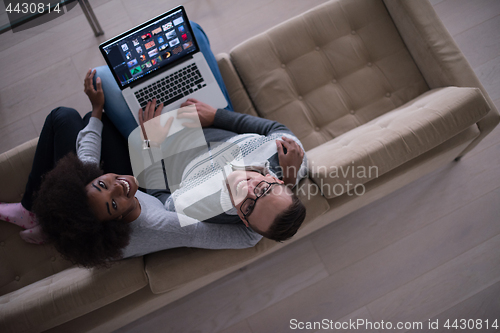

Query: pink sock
[{"left": 0, "top": 202, "right": 39, "bottom": 229}]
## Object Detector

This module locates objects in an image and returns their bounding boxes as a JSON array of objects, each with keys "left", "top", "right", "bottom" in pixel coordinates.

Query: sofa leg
[{"left": 454, "top": 156, "right": 462, "bottom": 162}]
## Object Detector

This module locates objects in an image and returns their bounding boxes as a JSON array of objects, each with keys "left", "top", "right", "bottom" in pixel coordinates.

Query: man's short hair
[{"left": 262, "top": 194, "right": 306, "bottom": 242}]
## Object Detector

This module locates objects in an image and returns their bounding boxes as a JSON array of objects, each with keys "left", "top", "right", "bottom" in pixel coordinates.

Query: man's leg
[{"left": 190, "top": 21, "right": 234, "bottom": 111}]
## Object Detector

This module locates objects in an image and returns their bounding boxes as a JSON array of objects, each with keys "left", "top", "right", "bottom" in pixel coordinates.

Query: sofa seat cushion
[
  {"left": 230, "top": 0, "right": 428, "bottom": 151},
  {"left": 306, "top": 86, "right": 491, "bottom": 199},
  {"left": 0, "top": 257, "right": 147, "bottom": 333}
]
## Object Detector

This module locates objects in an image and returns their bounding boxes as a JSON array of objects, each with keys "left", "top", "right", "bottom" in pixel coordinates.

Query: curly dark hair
[
  {"left": 32, "top": 153, "right": 131, "bottom": 268},
  {"left": 261, "top": 193, "right": 306, "bottom": 242}
]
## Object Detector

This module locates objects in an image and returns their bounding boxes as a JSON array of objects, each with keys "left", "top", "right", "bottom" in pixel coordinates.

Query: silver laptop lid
[{"left": 99, "top": 6, "right": 199, "bottom": 90}]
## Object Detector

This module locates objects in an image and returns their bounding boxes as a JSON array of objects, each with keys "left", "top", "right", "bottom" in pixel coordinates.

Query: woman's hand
[
  {"left": 276, "top": 136, "right": 304, "bottom": 186},
  {"left": 84, "top": 69, "right": 105, "bottom": 119},
  {"left": 138, "top": 98, "right": 174, "bottom": 147},
  {"left": 178, "top": 98, "right": 216, "bottom": 127}
]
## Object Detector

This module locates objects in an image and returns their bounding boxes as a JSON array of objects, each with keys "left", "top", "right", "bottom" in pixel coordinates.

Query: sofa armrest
[
  {"left": 383, "top": 0, "right": 499, "bottom": 157},
  {"left": 0, "top": 257, "right": 148, "bottom": 333},
  {"left": 216, "top": 53, "right": 259, "bottom": 117},
  {"left": 0, "top": 138, "right": 38, "bottom": 203}
]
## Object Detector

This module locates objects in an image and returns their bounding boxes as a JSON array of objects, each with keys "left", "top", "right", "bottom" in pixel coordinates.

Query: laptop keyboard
[{"left": 134, "top": 63, "right": 206, "bottom": 109}]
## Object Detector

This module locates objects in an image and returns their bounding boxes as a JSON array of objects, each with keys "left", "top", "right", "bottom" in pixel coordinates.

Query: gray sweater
[{"left": 76, "top": 116, "right": 262, "bottom": 258}]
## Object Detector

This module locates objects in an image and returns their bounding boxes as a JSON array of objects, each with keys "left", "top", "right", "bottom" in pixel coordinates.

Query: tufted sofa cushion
[
  {"left": 230, "top": 0, "right": 429, "bottom": 151},
  {"left": 306, "top": 87, "right": 491, "bottom": 198}
]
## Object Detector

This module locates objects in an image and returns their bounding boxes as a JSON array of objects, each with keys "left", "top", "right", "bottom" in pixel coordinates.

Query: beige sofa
[{"left": 1, "top": 0, "right": 498, "bottom": 332}]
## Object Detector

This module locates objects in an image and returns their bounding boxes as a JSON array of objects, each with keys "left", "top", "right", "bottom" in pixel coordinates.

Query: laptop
[{"left": 99, "top": 6, "right": 227, "bottom": 125}]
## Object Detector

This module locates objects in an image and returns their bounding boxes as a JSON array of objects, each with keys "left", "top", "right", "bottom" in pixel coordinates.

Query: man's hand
[
  {"left": 138, "top": 98, "right": 174, "bottom": 147},
  {"left": 276, "top": 136, "right": 304, "bottom": 187},
  {"left": 84, "top": 69, "right": 104, "bottom": 119},
  {"left": 178, "top": 98, "right": 216, "bottom": 128}
]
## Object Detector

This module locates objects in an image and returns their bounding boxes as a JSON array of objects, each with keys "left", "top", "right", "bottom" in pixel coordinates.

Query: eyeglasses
[{"left": 240, "top": 180, "right": 280, "bottom": 221}]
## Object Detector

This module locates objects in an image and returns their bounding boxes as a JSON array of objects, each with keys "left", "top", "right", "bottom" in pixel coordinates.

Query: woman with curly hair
[{"left": 0, "top": 68, "right": 262, "bottom": 268}]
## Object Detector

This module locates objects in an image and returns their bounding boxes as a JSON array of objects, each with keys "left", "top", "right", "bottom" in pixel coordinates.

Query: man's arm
[
  {"left": 179, "top": 98, "right": 294, "bottom": 136},
  {"left": 213, "top": 108, "right": 293, "bottom": 136}
]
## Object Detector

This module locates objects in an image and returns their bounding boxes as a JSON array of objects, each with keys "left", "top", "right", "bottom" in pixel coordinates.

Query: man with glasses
[{"left": 151, "top": 97, "right": 308, "bottom": 242}]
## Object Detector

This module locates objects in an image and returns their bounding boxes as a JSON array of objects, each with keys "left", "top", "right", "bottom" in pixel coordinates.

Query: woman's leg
[
  {"left": 0, "top": 107, "right": 83, "bottom": 240},
  {"left": 22, "top": 107, "right": 85, "bottom": 210},
  {"left": 93, "top": 21, "right": 234, "bottom": 139}
]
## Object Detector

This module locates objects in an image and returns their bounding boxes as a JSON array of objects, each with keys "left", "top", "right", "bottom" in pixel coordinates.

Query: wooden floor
[{"left": 1, "top": 0, "right": 499, "bottom": 332}]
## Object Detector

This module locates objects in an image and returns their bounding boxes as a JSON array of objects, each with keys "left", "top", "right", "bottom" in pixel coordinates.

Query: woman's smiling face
[{"left": 85, "top": 173, "right": 140, "bottom": 222}]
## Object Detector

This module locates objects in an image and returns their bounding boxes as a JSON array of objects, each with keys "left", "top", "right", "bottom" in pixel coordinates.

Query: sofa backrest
[{"left": 229, "top": 0, "right": 429, "bottom": 151}]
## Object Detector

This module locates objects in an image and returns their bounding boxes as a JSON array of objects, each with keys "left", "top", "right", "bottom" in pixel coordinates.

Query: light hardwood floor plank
[
  {"left": 117, "top": 239, "right": 328, "bottom": 333},
  {"left": 474, "top": 55, "right": 500, "bottom": 102},
  {"left": 0, "top": 116, "right": 38, "bottom": 153},
  {"left": 408, "top": 280, "right": 500, "bottom": 333},
  {"left": 245, "top": 187, "right": 500, "bottom": 333},
  {"left": 219, "top": 319, "right": 254, "bottom": 333},
  {"left": 367, "top": 232, "right": 500, "bottom": 332},
  {"left": 310, "top": 139, "right": 500, "bottom": 275},
  {"left": 0, "top": 57, "right": 82, "bottom": 147},
  {"left": 432, "top": 0, "right": 500, "bottom": 37},
  {"left": 452, "top": 15, "right": 500, "bottom": 68},
  {"left": 313, "top": 307, "right": 380, "bottom": 333}
]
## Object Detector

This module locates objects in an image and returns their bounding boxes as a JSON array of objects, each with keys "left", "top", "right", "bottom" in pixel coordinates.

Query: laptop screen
[{"left": 99, "top": 7, "right": 199, "bottom": 89}]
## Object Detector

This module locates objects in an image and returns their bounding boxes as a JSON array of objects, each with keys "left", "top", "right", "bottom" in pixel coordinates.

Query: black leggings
[{"left": 21, "top": 107, "right": 133, "bottom": 210}]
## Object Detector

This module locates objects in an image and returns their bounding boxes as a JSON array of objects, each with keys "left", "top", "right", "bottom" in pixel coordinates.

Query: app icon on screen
[
  {"left": 183, "top": 41, "right": 193, "bottom": 50},
  {"left": 130, "top": 65, "right": 142, "bottom": 75},
  {"left": 148, "top": 48, "right": 159, "bottom": 58},
  {"left": 173, "top": 17, "right": 184, "bottom": 26},
  {"left": 162, "top": 22, "right": 173, "bottom": 31},
  {"left": 181, "top": 34, "right": 187, "bottom": 41},
  {"left": 159, "top": 44, "right": 168, "bottom": 52},
  {"left": 125, "top": 52, "right": 132, "bottom": 60},
  {"left": 121, "top": 43, "right": 129, "bottom": 51},
  {"left": 157, "top": 36, "right": 165, "bottom": 44},
  {"left": 145, "top": 41, "right": 156, "bottom": 50},
  {"left": 172, "top": 45, "right": 182, "bottom": 54},
  {"left": 127, "top": 59, "right": 138, "bottom": 68},
  {"left": 152, "top": 27, "right": 162, "bottom": 35},
  {"left": 141, "top": 33, "right": 152, "bottom": 40},
  {"left": 166, "top": 30, "right": 176, "bottom": 40},
  {"left": 136, "top": 46, "right": 143, "bottom": 54},
  {"left": 132, "top": 39, "right": 140, "bottom": 46},
  {"left": 169, "top": 38, "right": 180, "bottom": 47},
  {"left": 178, "top": 25, "right": 185, "bottom": 33}
]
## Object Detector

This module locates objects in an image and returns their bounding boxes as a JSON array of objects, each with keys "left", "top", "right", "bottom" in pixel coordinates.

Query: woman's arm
[{"left": 76, "top": 69, "right": 106, "bottom": 164}]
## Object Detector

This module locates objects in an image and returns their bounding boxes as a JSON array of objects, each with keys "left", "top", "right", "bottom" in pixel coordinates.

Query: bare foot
[{"left": 19, "top": 225, "right": 47, "bottom": 245}]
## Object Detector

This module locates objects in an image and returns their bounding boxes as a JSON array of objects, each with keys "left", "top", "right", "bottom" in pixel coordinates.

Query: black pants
[{"left": 21, "top": 107, "right": 133, "bottom": 210}]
